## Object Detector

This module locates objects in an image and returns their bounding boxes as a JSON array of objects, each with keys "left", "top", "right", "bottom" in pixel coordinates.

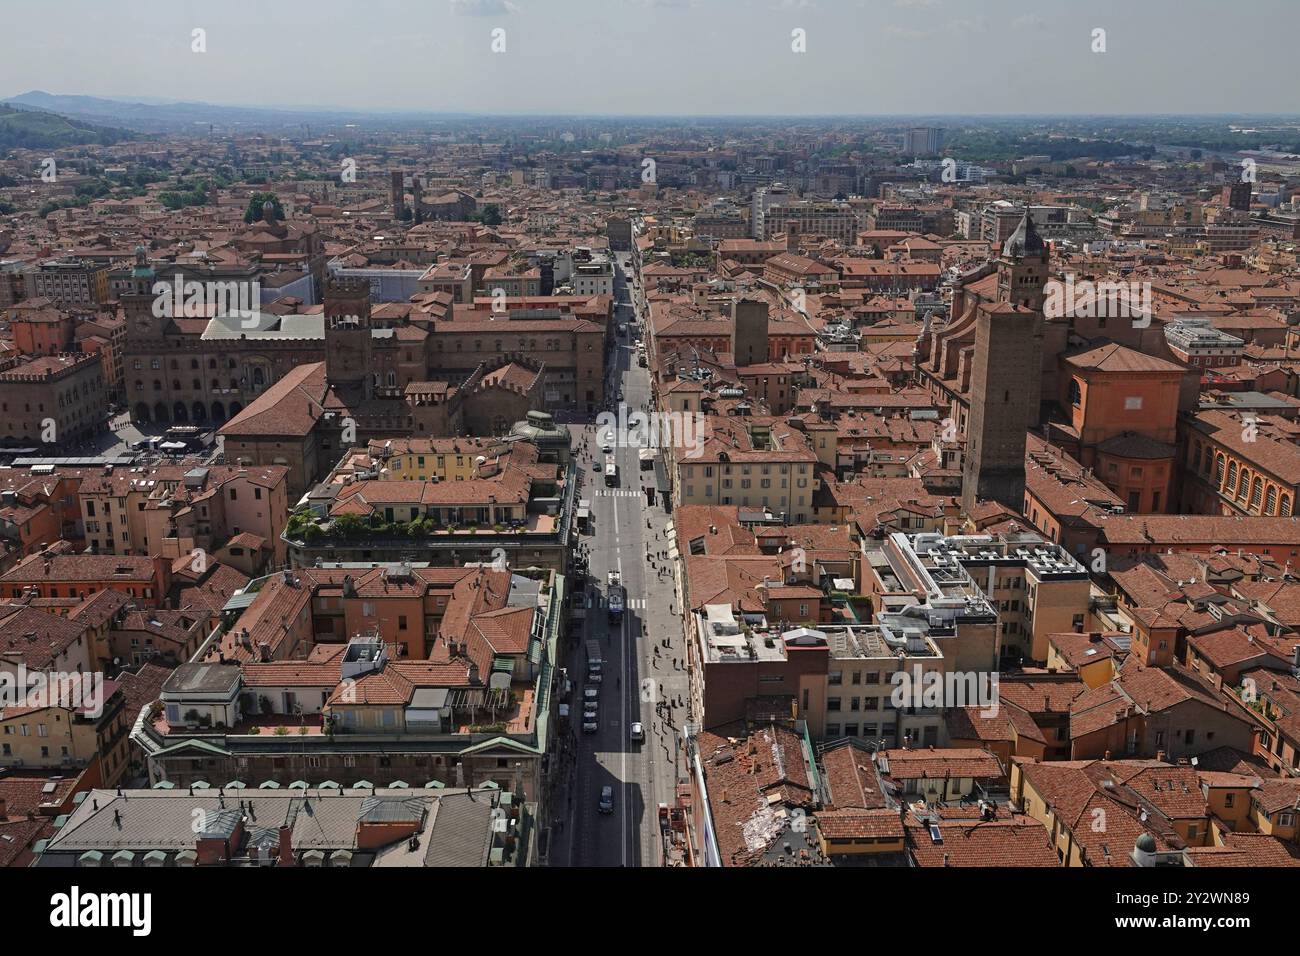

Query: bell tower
[
  {"left": 996, "top": 208, "right": 1050, "bottom": 310},
  {"left": 961, "top": 211, "right": 1048, "bottom": 515},
  {"left": 323, "top": 276, "right": 373, "bottom": 399}
]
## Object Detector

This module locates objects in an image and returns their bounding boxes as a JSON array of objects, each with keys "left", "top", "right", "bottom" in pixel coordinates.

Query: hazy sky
[{"left": 2, "top": 0, "right": 1295, "bottom": 116}]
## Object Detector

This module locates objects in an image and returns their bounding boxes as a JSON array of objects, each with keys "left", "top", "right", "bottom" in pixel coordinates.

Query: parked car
[
  {"left": 630, "top": 722, "right": 645, "bottom": 743},
  {"left": 598, "top": 785, "right": 614, "bottom": 814}
]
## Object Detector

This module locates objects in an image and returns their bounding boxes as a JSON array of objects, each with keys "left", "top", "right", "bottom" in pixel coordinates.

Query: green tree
[
  {"left": 331, "top": 513, "right": 365, "bottom": 538},
  {"left": 473, "top": 203, "right": 502, "bottom": 226},
  {"left": 243, "top": 192, "right": 285, "bottom": 223}
]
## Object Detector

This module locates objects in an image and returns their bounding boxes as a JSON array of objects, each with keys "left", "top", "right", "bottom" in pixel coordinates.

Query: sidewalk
[{"left": 636, "top": 470, "right": 691, "bottom": 785}]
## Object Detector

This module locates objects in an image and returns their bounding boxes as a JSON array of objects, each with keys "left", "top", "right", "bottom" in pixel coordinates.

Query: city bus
[{"left": 604, "top": 454, "right": 618, "bottom": 486}]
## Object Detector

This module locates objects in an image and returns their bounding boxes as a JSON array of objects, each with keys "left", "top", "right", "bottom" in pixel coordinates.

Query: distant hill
[
  {"left": 2, "top": 90, "right": 472, "bottom": 134},
  {"left": 4, "top": 90, "right": 372, "bottom": 133},
  {"left": 0, "top": 102, "right": 134, "bottom": 149}
]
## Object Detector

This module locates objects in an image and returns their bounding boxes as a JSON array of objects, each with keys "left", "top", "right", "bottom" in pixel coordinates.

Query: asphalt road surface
[{"left": 560, "top": 254, "right": 691, "bottom": 867}]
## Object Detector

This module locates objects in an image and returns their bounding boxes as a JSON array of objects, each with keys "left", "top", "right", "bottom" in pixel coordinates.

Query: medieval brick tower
[
  {"left": 390, "top": 170, "right": 404, "bottom": 220},
  {"left": 961, "top": 211, "right": 1048, "bottom": 514},
  {"left": 324, "top": 276, "right": 373, "bottom": 400}
]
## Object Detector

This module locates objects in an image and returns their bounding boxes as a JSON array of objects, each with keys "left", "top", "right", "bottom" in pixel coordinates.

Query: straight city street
[{"left": 553, "top": 254, "right": 691, "bottom": 867}]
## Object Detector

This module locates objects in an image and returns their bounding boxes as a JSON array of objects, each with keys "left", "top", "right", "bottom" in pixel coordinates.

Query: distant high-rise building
[
  {"left": 961, "top": 211, "right": 1048, "bottom": 514},
  {"left": 904, "top": 127, "right": 945, "bottom": 157},
  {"left": 751, "top": 183, "right": 790, "bottom": 239}
]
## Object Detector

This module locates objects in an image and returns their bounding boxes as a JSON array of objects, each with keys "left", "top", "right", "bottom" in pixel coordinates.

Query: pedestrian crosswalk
[
  {"left": 596, "top": 489, "right": 642, "bottom": 497},
  {"left": 591, "top": 596, "right": 648, "bottom": 610}
]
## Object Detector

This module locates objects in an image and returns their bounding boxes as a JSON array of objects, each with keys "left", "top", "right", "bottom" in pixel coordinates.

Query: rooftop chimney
[{"left": 278, "top": 822, "right": 295, "bottom": 867}]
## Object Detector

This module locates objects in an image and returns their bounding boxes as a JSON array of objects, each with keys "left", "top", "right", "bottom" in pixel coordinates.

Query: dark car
[{"left": 598, "top": 785, "right": 614, "bottom": 814}]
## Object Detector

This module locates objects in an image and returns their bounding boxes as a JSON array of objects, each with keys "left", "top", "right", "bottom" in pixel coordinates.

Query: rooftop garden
[{"left": 284, "top": 509, "right": 535, "bottom": 543}]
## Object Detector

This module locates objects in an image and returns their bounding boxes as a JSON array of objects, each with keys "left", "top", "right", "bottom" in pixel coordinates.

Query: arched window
[
  {"left": 1227, "top": 461, "right": 1237, "bottom": 491},
  {"left": 1266, "top": 486, "right": 1278, "bottom": 515},
  {"left": 1281, "top": 494, "right": 1292, "bottom": 517}
]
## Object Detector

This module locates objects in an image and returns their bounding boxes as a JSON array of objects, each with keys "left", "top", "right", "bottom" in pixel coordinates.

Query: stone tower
[
  {"left": 731, "top": 297, "right": 770, "bottom": 365},
  {"left": 961, "top": 211, "right": 1048, "bottom": 514},
  {"left": 323, "top": 276, "right": 373, "bottom": 399}
]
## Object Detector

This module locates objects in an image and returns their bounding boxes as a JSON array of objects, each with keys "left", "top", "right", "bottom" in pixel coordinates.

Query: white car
[{"left": 630, "top": 722, "right": 645, "bottom": 743}]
